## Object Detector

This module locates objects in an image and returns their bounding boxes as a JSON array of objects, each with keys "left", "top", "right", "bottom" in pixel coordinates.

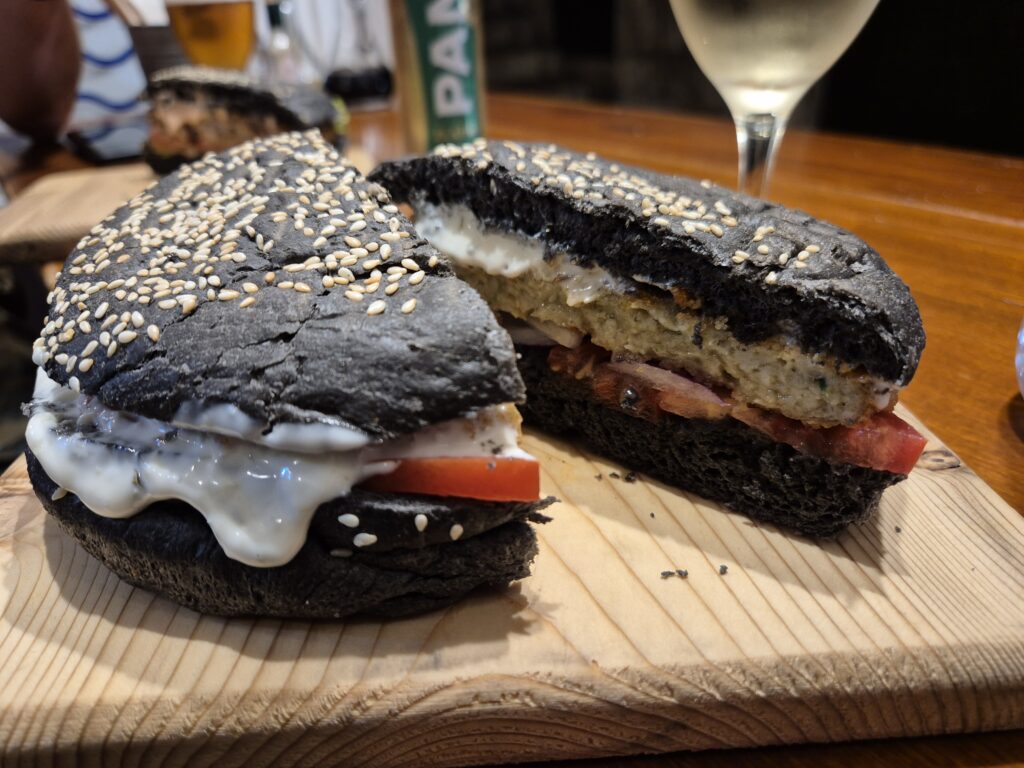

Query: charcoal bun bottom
[
  {"left": 516, "top": 346, "right": 903, "bottom": 538},
  {"left": 26, "top": 450, "right": 547, "bottom": 619}
]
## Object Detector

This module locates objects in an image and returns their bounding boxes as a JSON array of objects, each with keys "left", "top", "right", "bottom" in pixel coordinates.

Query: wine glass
[{"left": 669, "top": 0, "right": 880, "bottom": 197}]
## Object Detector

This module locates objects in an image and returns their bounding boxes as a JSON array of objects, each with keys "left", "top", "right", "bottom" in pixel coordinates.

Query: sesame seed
[
  {"left": 218, "top": 289, "right": 240, "bottom": 301},
  {"left": 82, "top": 340, "right": 98, "bottom": 357},
  {"left": 350, "top": 220, "right": 366, "bottom": 232},
  {"left": 322, "top": 276, "right": 335, "bottom": 288},
  {"left": 385, "top": 283, "right": 399, "bottom": 295},
  {"left": 131, "top": 311, "right": 144, "bottom": 328},
  {"left": 450, "top": 524, "right": 464, "bottom": 541},
  {"left": 264, "top": 272, "right": 276, "bottom": 284},
  {"left": 757, "top": 244, "right": 771, "bottom": 255},
  {"left": 414, "top": 514, "right": 428, "bottom": 532},
  {"left": 401, "top": 298, "right": 417, "bottom": 314},
  {"left": 709, "top": 224, "right": 724, "bottom": 237},
  {"left": 106, "top": 342, "right": 118, "bottom": 357},
  {"left": 366, "top": 300, "right": 386, "bottom": 315},
  {"left": 794, "top": 261, "right": 808, "bottom": 269},
  {"left": 180, "top": 295, "right": 198, "bottom": 314},
  {"left": 320, "top": 225, "right": 337, "bottom": 237},
  {"left": 428, "top": 255, "right": 439, "bottom": 268},
  {"left": 338, "top": 513, "right": 360, "bottom": 527},
  {"left": 779, "top": 254, "right": 790, "bottom": 265},
  {"left": 158, "top": 299, "right": 177, "bottom": 310},
  {"left": 118, "top": 330, "right": 138, "bottom": 344},
  {"left": 401, "top": 258, "right": 420, "bottom": 271},
  {"left": 345, "top": 290, "right": 363, "bottom": 301},
  {"left": 380, "top": 243, "right": 392, "bottom": 259},
  {"left": 344, "top": 235, "right": 361, "bottom": 248},
  {"left": 293, "top": 282, "right": 311, "bottom": 293},
  {"left": 380, "top": 232, "right": 400, "bottom": 242},
  {"left": 278, "top": 281, "right": 294, "bottom": 289},
  {"left": 330, "top": 548, "right": 353, "bottom": 558},
  {"left": 147, "top": 325, "right": 160, "bottom": 342},
  {"left": 239, "top": 296, "right": 256, "bottom": 308},
  {"left": 353, "top": 532, "right": 377, "bottom": 547},
  {"left": 78, "top": 358, "right": 94, "bottom": 373},
  {"left": 95, "top": 302, "right": 109, "bottom": 319},
  {"left": 361, "top": 259, "right": 381, "bottom": 270},
  {"left": 408, "top": 270, "right": 425, "bottom": 285},
  {"left": 806, "top": 244, "right": 821, "bottom": 253},
  {"left": 303, "top": 227, "right": 315, "bottom": 237},
  {"left": 208, "top": 275, "right": 222, "bottom": 287},
  {"left": 765, "top": 271, "right": 779, "bottom": 285},
  {"left": 313, "top": 236, "right": 327, "bottom": 248}
]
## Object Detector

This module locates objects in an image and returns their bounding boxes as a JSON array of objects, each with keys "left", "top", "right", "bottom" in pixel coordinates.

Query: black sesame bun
[
  {"left": 371, "top": 141, "right": 925, "bottom": 386},
  {"left": 26, "top": 131, "right": 550, "bottom": 618},
  {"left": 516, "top": 347, "right": 895, "bottom": 538},
  {"left": 370, "top": 141, "right": 928, "bottom": 536},
  {"left": 145, "top": 66, "right": 344, "bottom": 173},
  {"left": 27, "top": 450, "right": 550, "bottom": 619}
]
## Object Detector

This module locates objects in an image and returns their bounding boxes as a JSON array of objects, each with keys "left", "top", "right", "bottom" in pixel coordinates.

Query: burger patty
[{"left": 457, "top": 263, "right": 893, "bottom": 428}]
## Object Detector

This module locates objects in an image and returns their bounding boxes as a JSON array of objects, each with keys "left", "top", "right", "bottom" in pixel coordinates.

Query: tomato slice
[
  {"left": 547, "top": 343, "right": 927, "bottom": 475},
  {"left": 359, "top": 457, "right": 541, "bottom": 502},
  {"left": 733, "top": 407, "right": 927, "bottom": 475}
]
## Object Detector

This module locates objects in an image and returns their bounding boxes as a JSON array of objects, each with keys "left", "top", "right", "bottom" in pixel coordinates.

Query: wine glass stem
[{"left": 735, "top": 113, "right": 787, "bottom": 197}]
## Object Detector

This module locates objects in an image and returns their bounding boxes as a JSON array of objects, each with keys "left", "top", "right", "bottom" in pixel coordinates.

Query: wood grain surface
[{"left": 2, "top": 407, "right": 1024, "bottom": 767}]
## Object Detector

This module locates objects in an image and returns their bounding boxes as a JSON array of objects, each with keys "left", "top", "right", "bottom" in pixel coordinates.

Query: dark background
[{"left": 483, "top": 0, "right": 1024, "bottom": 157}]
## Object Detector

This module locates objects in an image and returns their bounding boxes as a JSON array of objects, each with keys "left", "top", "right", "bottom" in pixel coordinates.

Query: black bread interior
[
  {"left": 371, "top": 142, "right": 925, "bottom": 385},
  {"left": 516, "top": 346, "right": 902, "bottom": 538},
  {"left": 27, "top": 450, "right": 548, "bottom": 619}
]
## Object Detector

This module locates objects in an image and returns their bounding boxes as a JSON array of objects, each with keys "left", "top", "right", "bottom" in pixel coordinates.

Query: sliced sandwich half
[
  {"left": 371, "top": 140, "right": 928, "bottom": 536},
  {"left": 26, "top": 131, "right": 550, "bottom": 619}
]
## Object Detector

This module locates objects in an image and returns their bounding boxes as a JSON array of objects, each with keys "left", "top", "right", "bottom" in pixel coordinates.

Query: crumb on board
[
  {"left": 594, "top": 473, "right": 603, "bottom": 480},
  {"left": 660, "top": 570, "right": 675, "bottom": 579},
  {"left": 625, "top": 471, "right": 638, "bottom": 483},
  {"left": 676, "top": 569, "right": 688, "bottom": 579},
  {"left": 895, "top": 525, "right": 902, "bottom": 533},
  {"left": 719, "top": 564, "right": 729, "bottom": 575},
  {"left": 609, "top": 471, "right": 621, "bottom": 479}
]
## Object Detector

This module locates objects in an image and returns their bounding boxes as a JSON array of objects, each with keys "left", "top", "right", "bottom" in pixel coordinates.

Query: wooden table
[{"left": 2, "top": 95, "right": 1023, "bottom": 766}]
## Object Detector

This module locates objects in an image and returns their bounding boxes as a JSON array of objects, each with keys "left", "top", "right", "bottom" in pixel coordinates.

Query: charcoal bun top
[
  {"left": 34, "top": 131, "right": 524, "bottom": 440},
  {"left": 148, "top": 65, "right": 338, "bottom": 131},
  {"left": 371, "top": 140, "right": 926, "bottom": 385}
]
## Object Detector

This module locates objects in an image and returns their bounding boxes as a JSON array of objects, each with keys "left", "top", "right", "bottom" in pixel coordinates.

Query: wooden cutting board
[
  {"left": 0, "top": 165, "right": 155, "bottom": 264},
  {"left": 1, "top": 407, "right": 1023, "bottom": 766}
]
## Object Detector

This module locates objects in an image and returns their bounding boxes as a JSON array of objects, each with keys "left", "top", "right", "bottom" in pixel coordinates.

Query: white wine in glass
[{"left": 669, "top": 0, "right": 879, "bottom": 196}]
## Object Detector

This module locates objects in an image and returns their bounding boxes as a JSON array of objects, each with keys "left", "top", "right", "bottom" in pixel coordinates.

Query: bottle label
[{"left": 405, "top": 0, "right": 482, "bottom": 147}]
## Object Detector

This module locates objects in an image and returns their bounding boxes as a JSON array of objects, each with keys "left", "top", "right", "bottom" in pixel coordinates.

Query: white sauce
[
  {"left": 415, "top": 202, "right": 631, "bottom": 307},
  {"left": 172, "top": 401, "right": 369, "bottom": 453},
  {"left": 25, "top": 370, "right": 527, "bottom": 568}
]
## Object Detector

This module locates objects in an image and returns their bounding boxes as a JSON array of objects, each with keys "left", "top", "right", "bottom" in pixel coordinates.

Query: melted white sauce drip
[
  {"left": 26, "top": 370, "right": 527, "bottom": 568},
  {"left": 414, "top": 202, "right": 631, "bottom": 307}
]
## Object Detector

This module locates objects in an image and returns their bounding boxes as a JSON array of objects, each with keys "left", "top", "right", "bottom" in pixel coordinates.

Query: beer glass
[
  {"left": 669, "top": 0, "right": 879, "bottom": 196},
  {"left": 166, "top": 0, "right": 256, "bottom": 70}
]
